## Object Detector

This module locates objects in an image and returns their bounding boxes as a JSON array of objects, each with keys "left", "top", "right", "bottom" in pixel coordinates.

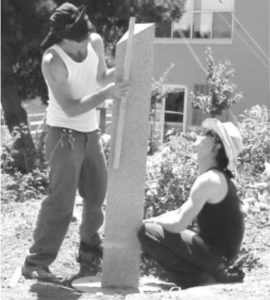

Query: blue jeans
[
  {"left": 26, "top": 126, "right": 108, "bottom": 267},
  {"left": 138, "top": 223, "right": 226, "bottom": 288}
]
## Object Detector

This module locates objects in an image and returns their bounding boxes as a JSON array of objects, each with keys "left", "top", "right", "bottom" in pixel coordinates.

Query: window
[
  {"left": 163, "top": 88, "right": 186, "bottom": 135},
  {"left": 165, "top": 91, "right": 184, "bottom": 123},
  {"left": 156, "top": 0, "right": 234, "bottom": 40}
]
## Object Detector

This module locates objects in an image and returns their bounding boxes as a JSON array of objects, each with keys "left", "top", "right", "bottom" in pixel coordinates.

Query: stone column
[{"left": 102, "top": 23, "right": 155, "bottom": 289}]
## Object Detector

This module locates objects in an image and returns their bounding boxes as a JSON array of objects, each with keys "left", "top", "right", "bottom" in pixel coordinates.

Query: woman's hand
[{"left": 143, "top": 217, "right": 159, "bottom": 224}]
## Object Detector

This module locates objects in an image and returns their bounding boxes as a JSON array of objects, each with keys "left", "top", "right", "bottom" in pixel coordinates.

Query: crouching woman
[{"left": 138, "top": 118, "right": 245, "bottom": 288}]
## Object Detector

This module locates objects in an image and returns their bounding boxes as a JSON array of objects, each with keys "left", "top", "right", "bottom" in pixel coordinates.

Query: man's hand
[{"left": 105, "top": 81, "right": 130, "bottom": 100}]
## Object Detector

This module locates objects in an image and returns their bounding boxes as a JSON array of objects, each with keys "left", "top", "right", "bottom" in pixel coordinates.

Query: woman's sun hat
[{"left": 202, "top": 118, "right": 243, "bottom": 171}]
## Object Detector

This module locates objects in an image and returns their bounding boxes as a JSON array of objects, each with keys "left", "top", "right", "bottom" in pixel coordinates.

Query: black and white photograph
[{"left": 1, "top": 0, "right": 270, "bottom": 299}]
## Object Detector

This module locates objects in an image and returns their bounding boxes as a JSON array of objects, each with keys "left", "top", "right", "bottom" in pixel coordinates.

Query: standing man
[{"left": 22, "top": 2, "right": 130, "bottom": 281}]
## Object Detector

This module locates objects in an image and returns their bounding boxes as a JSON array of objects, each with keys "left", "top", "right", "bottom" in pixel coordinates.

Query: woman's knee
[
  {"left": 137, "top": 222, "right": 164, "bottom": 245},
  {"left": 137, "top": 223, "right": 147, "bottom": 244}
]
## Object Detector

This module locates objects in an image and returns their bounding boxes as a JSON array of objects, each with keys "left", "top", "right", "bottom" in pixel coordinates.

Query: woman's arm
[{"left": 144, "top": 171, "right": 228, "bottom": 233}]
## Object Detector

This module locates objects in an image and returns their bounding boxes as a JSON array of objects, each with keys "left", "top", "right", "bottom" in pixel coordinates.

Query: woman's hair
[{"left": 205, "top": 130, "right": 234, "bottom": 178}]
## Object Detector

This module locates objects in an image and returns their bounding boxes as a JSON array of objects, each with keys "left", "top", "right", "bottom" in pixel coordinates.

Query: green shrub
[
  {"left": 238, "top": 105, "right": 269, "bottom": 174},
  {"left": 1, "top": 129, "right": 49, "bottom": 203},
  {"left": 1, "top": 168, "right": 48, "bottom": 203},
  {"left": 237, "top": 105, "right": 270, "bottom": 198},
  {"left": 144, "top": 132, "right": 198, "bottom": 218}
]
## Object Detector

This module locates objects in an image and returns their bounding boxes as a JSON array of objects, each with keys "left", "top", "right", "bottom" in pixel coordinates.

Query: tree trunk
[{"left": 1, "top": 75, "right": 37, "bottom": 173}]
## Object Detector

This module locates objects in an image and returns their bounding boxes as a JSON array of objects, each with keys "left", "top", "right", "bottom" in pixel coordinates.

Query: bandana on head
[{"left": 40, "top": 2, "right": 94, "bottom": 53}]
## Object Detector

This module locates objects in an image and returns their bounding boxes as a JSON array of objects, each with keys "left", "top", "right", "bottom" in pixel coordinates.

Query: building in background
[{"left": 152, "top": 0, "right": 269, "bottom": 142}]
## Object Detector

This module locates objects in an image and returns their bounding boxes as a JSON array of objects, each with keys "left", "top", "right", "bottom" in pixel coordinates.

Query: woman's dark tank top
[{"left": 197, "top": 168, "right": 245, "bottom": 259}]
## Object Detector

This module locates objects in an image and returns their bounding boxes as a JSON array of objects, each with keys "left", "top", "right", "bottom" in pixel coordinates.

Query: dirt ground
[{"left": 1, "top": 197, "right": 270, "bottom": 300}]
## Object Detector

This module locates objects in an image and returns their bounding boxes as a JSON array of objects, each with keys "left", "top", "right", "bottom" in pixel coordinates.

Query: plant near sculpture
[
  {"left": 237, "top": 105, "right": 270, "bottom": 198},
  {"left": 239, "top": 105, "right": 269, "bottom": 173},
  {"left": 190, "top": 47, "right": 243, "bottom": 117},
  {"left": 145, "top": 132, "right": 198, "bottom": 218}
]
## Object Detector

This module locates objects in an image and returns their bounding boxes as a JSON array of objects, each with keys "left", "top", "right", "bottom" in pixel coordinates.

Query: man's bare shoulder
[
  {"left": 90, "top": 32, "right": 103, "bottom": 44},
  {"left": 42, "top": 49, "right": 68, "bottom": 82},
  {"left": 90, "top": 33, "right": 104, "bottom": 53}
]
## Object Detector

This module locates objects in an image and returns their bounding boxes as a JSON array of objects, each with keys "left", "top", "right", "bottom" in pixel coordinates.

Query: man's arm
[
  {"left": 144, "top": 171, "right": 227, "bottom": 233},
  {"left": 91, "top": 33, "right": 115, "bottom": 86},
  {"left": 42, "top": 50, "right": 128, "bottom": 117}
]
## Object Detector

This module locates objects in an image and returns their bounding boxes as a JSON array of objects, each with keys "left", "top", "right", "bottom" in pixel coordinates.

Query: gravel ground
[{"left": 1, "top": 198, "right": 270, "bottom": 300}]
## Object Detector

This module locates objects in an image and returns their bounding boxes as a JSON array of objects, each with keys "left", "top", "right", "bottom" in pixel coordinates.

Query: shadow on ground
[{"left": 30, "top": 282, "right": 83, "bottom": 300}]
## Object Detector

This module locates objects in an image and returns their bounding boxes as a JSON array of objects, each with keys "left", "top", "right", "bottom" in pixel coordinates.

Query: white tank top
[{"left": 45, "top": 41, "right": 99, "bottom": 132}]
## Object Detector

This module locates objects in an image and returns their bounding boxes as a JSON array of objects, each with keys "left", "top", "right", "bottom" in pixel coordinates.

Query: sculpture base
[{"left": 71, "top": 276, "right": 177, "bottom": 294}]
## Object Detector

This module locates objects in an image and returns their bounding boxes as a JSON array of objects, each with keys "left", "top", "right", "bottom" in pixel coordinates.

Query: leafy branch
[{"left": 190, "top": 47, "right": 243, "bottom": 116}]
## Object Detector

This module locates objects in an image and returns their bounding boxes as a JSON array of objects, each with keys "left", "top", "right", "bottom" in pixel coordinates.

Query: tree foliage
[
  {"left": 1, "top": 0, "right": 55, "bottom": 172},
  {"left": 1, "top": 0, "right": 54, "bottom": 102}
]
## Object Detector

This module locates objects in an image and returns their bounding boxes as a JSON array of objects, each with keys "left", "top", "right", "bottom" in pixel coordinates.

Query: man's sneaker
[
  {"left": 65, "top": 242, "right": 103, "bottom": 282},
  {"left": 77, "top": 242, "right": 103, "bottom": 264},
  {"left": 78, "top": 259, "right": 101, "bottom": 278},
  {"left": 64, "top": 258, "right": 102, "bottom": 286},
  {"left": 22, "top": 263, "right": 61, "bottom": 282}
]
